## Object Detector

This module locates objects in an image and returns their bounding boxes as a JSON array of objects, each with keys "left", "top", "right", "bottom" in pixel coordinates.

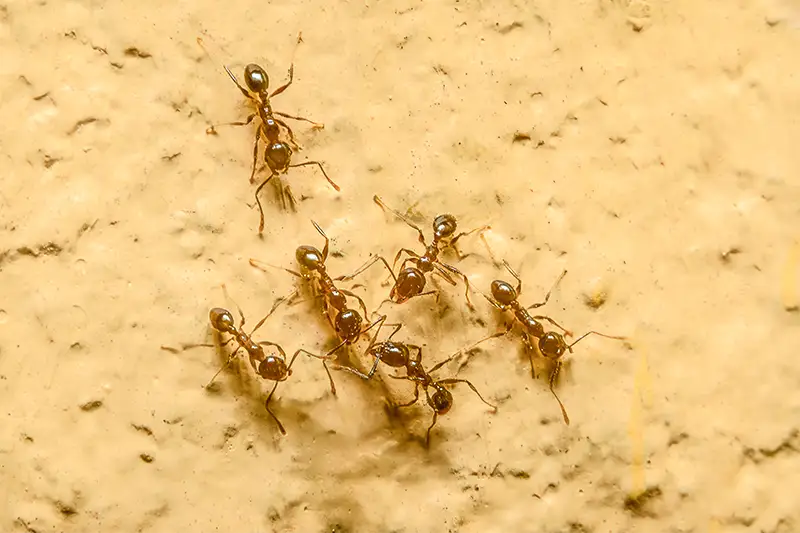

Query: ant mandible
[
  {"left": 334, "top": 324, "right": 496, "bottom": 446},
  {"left": 338, "top": 195, "right": 488, "bottom": 310},
  {"left": 483, "top": 260, "right": 626, "bottom": 425},
  {"left": 163, "top": 291, "right": 336, "bottom": 434},
  {"left": 250, "top": 220, "right": 396, "bottom": 360},
  {"left": 197, "top": 35, "right": 340, "bottom": 232}
]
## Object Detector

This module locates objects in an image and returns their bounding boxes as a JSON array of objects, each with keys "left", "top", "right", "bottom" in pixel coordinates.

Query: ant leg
[
  {"left": 437, "top": 262, "right": 475, "bottom": 309},
  {"left": 340, "top": 289, "right": 369, "bottom": 319},
  {"left": 425, "top": 410, "right": 439, "bottom": 448},
  {"left": 255, "top": 172, "right": 278, "bottom": 234},
  {"left": 521, "top": 332, "right": 539, "bottom": 379},
  {"left": 206, "top": 113, "right": 256, "bottom": 136},
  {"left": 436, "top": 325, "right": 512, "bottom": 371},
  {"left": 263, "top": 381, "right": 287, "bottom": 435},
  {"left": 294, "top": 348, "right": 337, "bottom": 395},
  {"left": 478, "top": 230, "right": 501, "bottom": 267},
  {"left": 567, "top": 331, "right": 627, "bottom": 352},
  {"left": 393, "top": 248, "right": 421, "bottom": 269},
  {"left": 335, "top": 255, "right": 397, "bottom": 284},
  {"left": 205, "top": 346, "right": 242, "bottom": 389},
  {"left": 549, "top": 360, "right": 570, "bottom": 425},
  {"left": 432, "top": 266, "right": 457, "bottom": 286},
  {"left": 501, "top": 260, "right": 523, "bottom": 296},
  {"left": 482, "top": 292, "right": 506, "bottom": 311},
  {"left": 289, "top": 160, "right": 341, "bottom": 192},
  {"left": 249, "top": 257, "right": 305, "bottom": 279},
  {"left": 275, "top": 118, "right": 301, "bottom": 151},
  {"left": 438, "top": 378, "right": 497, "bottom": 412},
  {"left": 248, "top": 126, "right": 263, "bottom": 184},
  {"left": 273, "top": 110, "right": 324, "bottom": 129},
  {"left": 282, "top": 183, "right": 298, "bottom": 212},
  {"left": 360, "top": 314, "right": 391, "bottom": 348},
  {"left": 527, "top": 270, "right": 568, "bottom": 310},
  {"left": 393, "top": 383, "right": 421, "bottom": 408},
  {"left": 250, "top": 293, "right": 295, "bottom": 337},
  {"left": 269, "top": 32, "right": 302, "bottom": 98},
  {"left": 373, "top": 195, "right": 428, "bottom": 246},
  {"left": 218, "top": 283, "right": 246, "bottom": 327},
  {"left": 310, "top": 220, "right": 330, "bottom": 260},
  {"left": 448, "top": 225, "right": 491, "bottom": 260},
  {"left": 532, "top": 315, "right": 573, "bottom": 336},
  {"left": 223, "top": 65, "right": 254, "bottom": 99}
]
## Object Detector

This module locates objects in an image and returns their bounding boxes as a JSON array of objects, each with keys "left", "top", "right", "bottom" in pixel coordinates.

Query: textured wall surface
[{"left": 2, "top": 0, "right": 800, "bottom": 532}]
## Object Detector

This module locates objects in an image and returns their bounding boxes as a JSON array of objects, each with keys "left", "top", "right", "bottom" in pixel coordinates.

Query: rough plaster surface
[{"left": 2, "top": 0, "right": 800, "bottom": 532}]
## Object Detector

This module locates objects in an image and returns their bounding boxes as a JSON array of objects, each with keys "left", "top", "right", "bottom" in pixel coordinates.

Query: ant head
[
  {"left": 335, "top": 309, "right": 362, "bottom": 342},
  {"left": 209, "top": 307, "right": 236, "bottom": 332},
  {"left": 370, "top": 341, "right": 409, "bottom": 368},
  {"left": 258, "top": 354, "right": 289, "bottom": 381},
  {"left": 538, "top": 331, "right": 568, "bottom": 359},
  {"left": 265, "top": 142, "right": 291, "bottom": 172},
  {"left": 244, "top": 63, "right": 269, "bottom": 94},
  {"left": 429, "top": 384, "right": 454, "bottom": 415},
  {"left": 432, "top": 214, "right": 457, "bottom": 240},
  {"left": 296, "top": 245, "right": 324, "bottom": 271},
  {"left": 393, "top": 268, "right": 426, "bottom": 300},
  {"left": 490, "top": 280, "right": 517, "bottom": 306}
]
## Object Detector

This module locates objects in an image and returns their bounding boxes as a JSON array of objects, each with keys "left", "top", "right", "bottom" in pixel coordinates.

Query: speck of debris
[
  {"left": 330, "top": 250, "right": 345, "bottom": 258},
  {"left": 512, "top": 132, "right": 532, "bottom": 143},
  {"left": 140, "top": 453, "right": 154, "bottom": 463},
  {"left": 132, "top": 424, "right": 154, "bottom": 437},
  {"left": 583, "top": 291, "right": 608, "bottom": 309},
  {"left": 79, "top": 400, "right": 103, "bottom": 412},
  {"left": 720, "top": 247, "right": 741, "bottom": 263},
  {"left": 624, "top": 486, "right": 662, "bottom": 516},
  {"left": 55, "top": 501, "right": 77, "bottom": 517},
  {"left": 124, "top": 47, "right": 152, "bottom": 58}
]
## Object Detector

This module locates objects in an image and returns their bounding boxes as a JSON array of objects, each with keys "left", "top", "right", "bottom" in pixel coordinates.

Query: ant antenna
[{"left": 566, "top": 330, "right": 627, "bottom": 353}]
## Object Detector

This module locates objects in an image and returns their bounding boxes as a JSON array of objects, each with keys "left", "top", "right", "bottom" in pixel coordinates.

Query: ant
[
  {"left": 163, "top": 290, "right": 336, "bottom": 434},
  {"left": 334, "top": 324, "right": 497, "bottom": 446},
  {"left": 338, "top": 195, "right": 488, "bottom": 310},
  {"left": 482, "top": 260, "right": 626, "bottom": 425},
  {"left": 197, "top": 34, "right": 340, "bottom": 232},
  {"left": 250, "top": 220, "right": 395, "bottom": 360}
]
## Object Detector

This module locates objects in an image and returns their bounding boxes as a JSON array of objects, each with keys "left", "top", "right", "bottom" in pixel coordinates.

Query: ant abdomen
[
  {"left": 244, "top": 63, "right": 269, "bottom": 94},
  {"left": 258, "top": 355, "right": 289, "bottom": 381},
  {"left": 335, "top": 309, "right": 362, "bottom": 341},
  {"left": 392, "top": 268, "right": 426, "bottom": 301},
  {"left": 432, "top": 214, "right": 457, "bottom": 240},
  {"left": 296, "top": 245, "right": 324, "bottom": 271},
  {"left": 209, "top": 308, "right": 236, "bottom": 333},
  {"left": 490, "top": 280, "right": 517, "bottom": 306},
  {"left": 429, "top": 385, "right": 454, "bottom": 415}
]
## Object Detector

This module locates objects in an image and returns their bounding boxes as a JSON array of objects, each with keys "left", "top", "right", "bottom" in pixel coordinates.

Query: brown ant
[
  {"left": 483, "top": 261, "right": 626, "bottom": 425},
  {"left": 338, "top": 195, "right": 488, "bottom": 310},
  {"left": 164, "top": 292, "right": 336, "bottom": 434},
  {"left": 197, "top": 35, "right": 340, "bottom": 232},
  {"left": 334, "top": 324, "right": 497, "bottom": 446},
  {"left": 250, "top": 220, "right": 395, "bottom": 359}
]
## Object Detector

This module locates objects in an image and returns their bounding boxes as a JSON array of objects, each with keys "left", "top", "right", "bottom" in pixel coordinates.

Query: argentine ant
[
  {"left": 163, "top": 291, "right": 336, "bottom": 434},
  {"left": 338, "top": 196, "right": 488, "bottom": 310},
  {"left": 250, "top": 220, "right": 396, "bottom": 360},
  {"left": 483, "top": 261, "right": 626, "bottom": 425},
  {"left": 197, "top": 34, "right": 340, "bottom": 232},
  {"left": 334, "top": 324, "right": 497, "bottom": 446}
]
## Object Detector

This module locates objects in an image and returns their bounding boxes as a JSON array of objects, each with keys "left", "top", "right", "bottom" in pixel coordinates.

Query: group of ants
[{"left": 164, "top": 35, "right": 626, "bottom": 446}]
